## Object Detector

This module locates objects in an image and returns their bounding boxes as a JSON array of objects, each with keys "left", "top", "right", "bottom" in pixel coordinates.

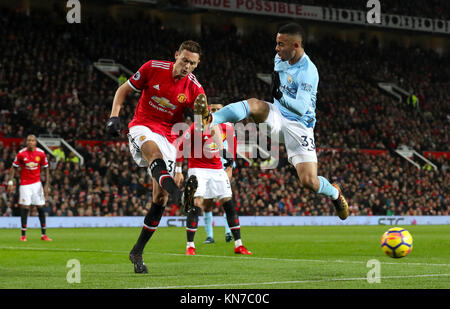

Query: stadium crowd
[
  {"left": 1, "top": 9, "right": 448, "bottom": 151},
  {"left": 0, "top": 7, "right": 448, "bottom": 217},
  {"left": 1, "top": 141, "right": 448, "bottom": 217}
]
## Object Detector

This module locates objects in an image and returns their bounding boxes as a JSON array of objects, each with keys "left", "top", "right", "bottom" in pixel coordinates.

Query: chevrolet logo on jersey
[
  {"left": 151, "top": 96, "right": 177, "bottom": 110},
  {"left": 205, "top": 142, "right": 219, "bottom": 152},
  {"left": 25, "top": 162, "right": 39, "bottom": 170}
]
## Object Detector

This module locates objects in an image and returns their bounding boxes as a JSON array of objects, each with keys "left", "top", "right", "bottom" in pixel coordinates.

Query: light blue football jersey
[{"left": 273, "top": 52, "right": 318, "bottom": 128}]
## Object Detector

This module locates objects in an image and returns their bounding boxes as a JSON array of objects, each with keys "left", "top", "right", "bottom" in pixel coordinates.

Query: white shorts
[
  {"left": 127, "top": 125, "right": 177, "bottom": 176},
  {"left": 188, "top": 168, "right": 232, "bottom": 200},
  {"left": 264, "top": 103, "right": 317, "bottom": 166},
  {"left": 19, "top": 182, "right": 45, "bottom": 206}
]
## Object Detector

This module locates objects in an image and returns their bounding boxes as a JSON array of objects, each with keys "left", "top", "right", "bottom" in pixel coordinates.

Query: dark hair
[
  {"left": 278, "top": 23, "right": 305, "bottom": 46},
  {"left": 178, "top": 40, "right": 202, "bottom": 57}
]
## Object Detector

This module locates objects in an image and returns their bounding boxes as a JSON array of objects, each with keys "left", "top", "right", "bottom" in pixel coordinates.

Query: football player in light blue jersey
[
  {"left": 203, "top": 102, "right": 234, "bottom": 244},
  {"left": 195, "top": 23, "right": 349, "bottom": 220}
]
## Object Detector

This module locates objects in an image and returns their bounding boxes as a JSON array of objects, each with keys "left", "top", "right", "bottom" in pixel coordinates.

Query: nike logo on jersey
[{"left": 153, "top": 84, "right": 160, "bottom": 90}]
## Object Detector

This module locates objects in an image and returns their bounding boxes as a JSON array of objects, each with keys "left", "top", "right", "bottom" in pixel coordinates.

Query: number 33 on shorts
[{"left": 300, "top": 135, "right": 316, "bottom": 151}]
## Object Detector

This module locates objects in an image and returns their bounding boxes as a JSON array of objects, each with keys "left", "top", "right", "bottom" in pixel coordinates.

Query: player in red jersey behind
[
  {"left": 7, "top": 135, "right": 52, "bottom": 242},
  {"left": 106, "top": 40, "right": 205, "bottom": 274},
  {"left": 176, "top": 114, "right": 252, "bottom": 256}
]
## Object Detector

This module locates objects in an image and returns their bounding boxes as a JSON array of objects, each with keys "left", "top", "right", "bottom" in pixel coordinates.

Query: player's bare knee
[
  {"left": 247, "top": 98, "right": 269, "bottom": 123},
  {"left": 141, "top": 141, "right": 163, "bottom": 163}
]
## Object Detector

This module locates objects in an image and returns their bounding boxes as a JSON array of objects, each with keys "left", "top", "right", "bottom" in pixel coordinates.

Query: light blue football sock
[
  {"left": 204, "top": 211, "right": 214, "bottom": 239},
  {"left": 211, "top": 100, "right": 250, "bottom": 126},
  {"left": 224, "top": 213, "right": 231, "bottom": 235},
  {"left": 317, "top": 176, "right": 339, "bottom": 200}
]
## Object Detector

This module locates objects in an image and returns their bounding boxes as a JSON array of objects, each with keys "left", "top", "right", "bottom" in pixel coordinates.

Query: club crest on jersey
[
  {"left": 139, "top": 136, "right": 146, "bottom": 142},
  {"left": 177, "top": 93, "right": 187, "bottom": 104},
  {"left": 288, "top": 75, "right": 293, "bottom": 84},
  {"left": 35, "top": 156, "right": 40, "bottom": 162},
  {"left": 133, "top": 71, "right": 141, "bottom": 80},
  {"left": 151, "top": 96, "right": 177, "bottom": 110}
]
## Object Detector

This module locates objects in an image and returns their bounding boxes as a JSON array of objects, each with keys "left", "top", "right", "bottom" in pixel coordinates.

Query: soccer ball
[{"left": 380, "top": 227, "right": 413, "bottom": 258}]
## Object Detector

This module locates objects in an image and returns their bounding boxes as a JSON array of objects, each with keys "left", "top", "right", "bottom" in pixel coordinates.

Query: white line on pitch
[
  {"left": 143, "top": 273, "right": 450, "bottom": 289},
  {"left": 1, "top": 246, "right": 449, "bottom": 267},
  {"left": 164, "top": 252, "right": 450, "bottom": 267}
]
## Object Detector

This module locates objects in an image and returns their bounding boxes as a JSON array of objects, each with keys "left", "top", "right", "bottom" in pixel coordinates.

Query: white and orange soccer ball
[{"left": 380, "top": 227, "right": 413, "bottom": 258}]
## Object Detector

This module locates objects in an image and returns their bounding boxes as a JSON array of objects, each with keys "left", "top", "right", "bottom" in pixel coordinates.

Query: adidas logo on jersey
[{"left": 153, "top": 84, "right": 160, "bottom": 90}]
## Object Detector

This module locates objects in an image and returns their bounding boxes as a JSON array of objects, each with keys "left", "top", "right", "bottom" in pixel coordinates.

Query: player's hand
[
  {"left": 174, "top": 172, "right": 184, "bottom": 188},
  {"left": 106, "top": 116, "right": 121, "bottom": 137},
  {"left": 271, "top": 71, "right": 283, "bottom": 101}
]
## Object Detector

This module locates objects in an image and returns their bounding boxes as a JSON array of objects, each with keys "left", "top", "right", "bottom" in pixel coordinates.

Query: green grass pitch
[{"left": 0, "top": 225, "right": 449, "bottom": 289}]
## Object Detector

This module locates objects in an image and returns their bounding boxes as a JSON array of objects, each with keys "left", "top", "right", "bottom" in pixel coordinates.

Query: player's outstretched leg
[
  {"left": 186, "top": 206, "right": 201, "bottom": 255},
  {"left": 222, "top": 200, "right": 252, "bottom": 255},
  {"left": 149, "top": 158, "right": 183, "bottom": 203},
  {"left": 330, "top": 183, "right": 349, "bottom": 220},
  {"left": 296, "top": 162, "right": 349, "bottom": 220},
  {"left": 316, "top": 176, "right": 348, "bottom": 220},
  {"left": 37, "top": 207, "right": 52, "bottom": 241},
  {"left": 20, "top": 206, "right": 29, "bottom": 242},
  {"left": 129, "top": 202, "right": 165, "bottom": 274}
]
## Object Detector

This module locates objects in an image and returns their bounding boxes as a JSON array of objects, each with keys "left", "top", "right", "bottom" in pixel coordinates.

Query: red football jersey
[
  {"left": 177, "top": 123, "right": 236, "bottom": 169},
  {"left": 128, "top": 60, "right": 205, "bottom": 144},
  {"left": 12, "top": 147, "right": 48, "bottom": 185}
]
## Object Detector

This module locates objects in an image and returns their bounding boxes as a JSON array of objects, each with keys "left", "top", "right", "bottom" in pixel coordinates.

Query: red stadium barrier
[
  {"left": 0, "top": 137, "right": 24, "bottom": 149},
  {"left": 423, "top": 151, "right": 450, "bottom": 159}
]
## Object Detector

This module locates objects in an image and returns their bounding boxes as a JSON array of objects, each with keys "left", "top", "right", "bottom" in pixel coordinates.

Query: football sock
[
  {"left": 149, "top": 159, "right": 181, "bottom": 203},
  {"left": 186, "top": 206, "right": 201, "bottom": 242},
  {"left": 132, "top": 202, "right": 165, "bottom": 254},
  {"left": 224, "top": 213, "right": 231, "bottom": 235},
  {"left": 222, "top": 200, "right": 241, "bottom": 241},
  {"left": 317, "top": 176, "right": 339, "bottom": 200},
  {"left": 204, "top": 211, "right": 214, "bottom": 239},
  {"left": 235, "top": 239, "right": 242, "bottom": 248},
  {"left": 20, "top": 207, "right": 29, "bottom": 236},
  {"left": 37, "top": 207, "right": 46, "bottom": 235},
  {"left": 210, "top": 100, "right": 250, "bottom": 126}
]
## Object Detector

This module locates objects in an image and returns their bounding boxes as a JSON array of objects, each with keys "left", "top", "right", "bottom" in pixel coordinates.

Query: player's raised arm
[
  {"left": 106, "top": 82, "right": 134, "bottom": 137},
  {"left": 110, "top": 81, "right": 134, "bottom": 118}
]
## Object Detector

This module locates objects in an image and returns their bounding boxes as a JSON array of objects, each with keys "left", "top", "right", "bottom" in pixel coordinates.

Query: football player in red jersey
[
  {"left": 106, "top": 40, "right": 205, "bottom": 274},
  {"left": 7, "top": 135, "right": 52, "bottom": 242},
  {"left": 176, "top": 118, "right": 252, "bottom": 256}
]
